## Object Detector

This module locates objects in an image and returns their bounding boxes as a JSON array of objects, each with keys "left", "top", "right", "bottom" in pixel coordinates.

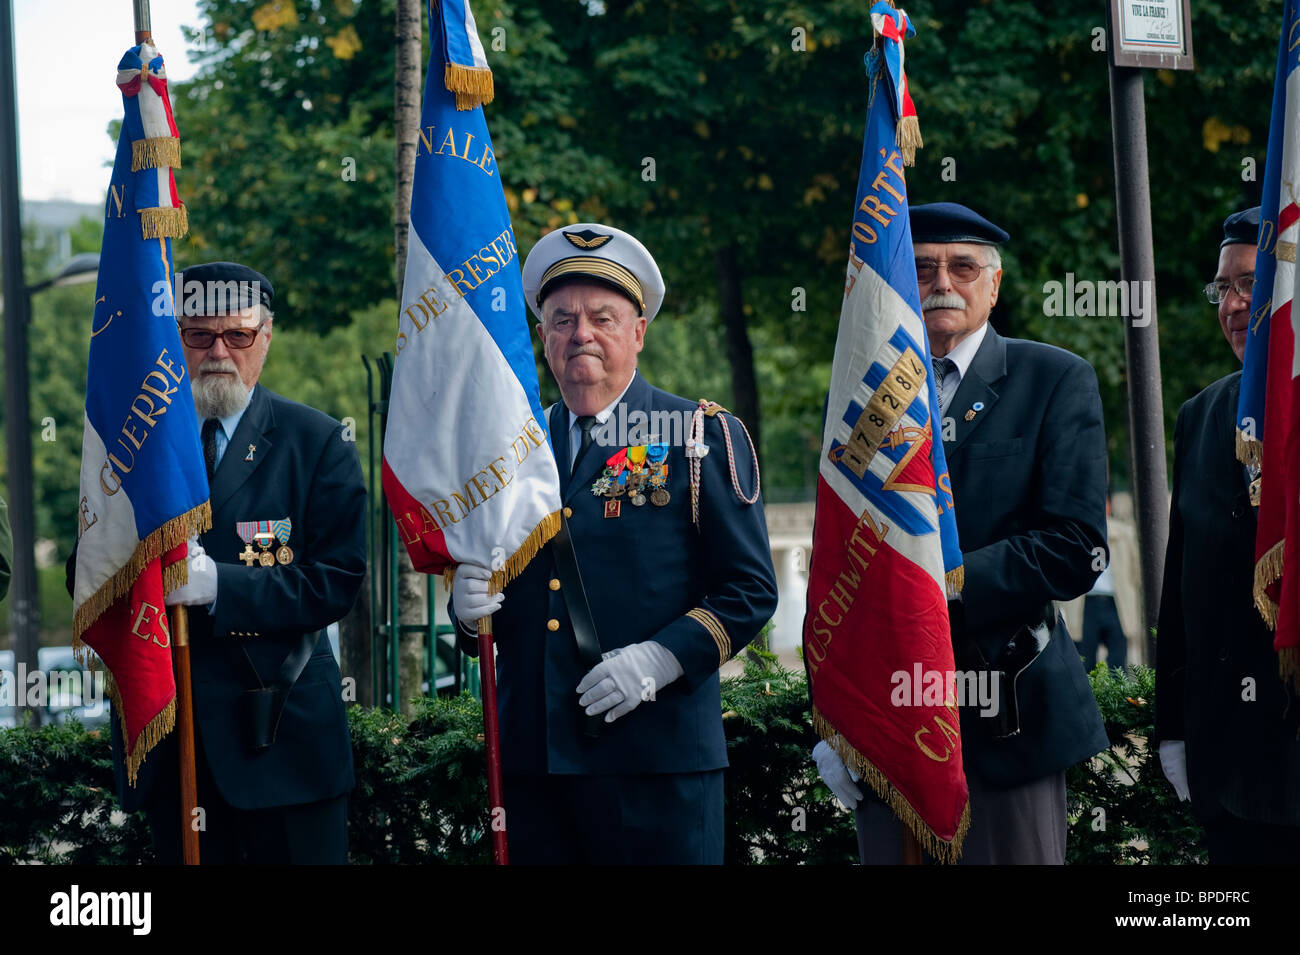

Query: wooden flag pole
[
  {"left": 477, "top": 615, "right": 508, "bottom": 865},
  {"left": 171, "top": 604, "right": 201, "bottom": 864}
]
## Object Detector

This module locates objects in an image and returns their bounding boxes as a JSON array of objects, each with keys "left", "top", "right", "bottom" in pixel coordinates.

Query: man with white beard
[{"left": 115, "top": 261, "right": 366, "bottom": 863}]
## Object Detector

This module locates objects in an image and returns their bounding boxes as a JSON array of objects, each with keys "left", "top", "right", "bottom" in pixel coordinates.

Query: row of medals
[
  {"left": 239, "top": 534, "right": 294, "bottom": 567},
  {"left": 591, "top": 449, "right": 670, "bottom": 518}
]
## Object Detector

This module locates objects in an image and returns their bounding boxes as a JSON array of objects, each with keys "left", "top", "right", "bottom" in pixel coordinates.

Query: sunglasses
[
  {"left": 179, "top": 321, "right": 267, "bottom": 350},
  {"left": 914, "top": 259, "right": 995, "bottom": 285}
]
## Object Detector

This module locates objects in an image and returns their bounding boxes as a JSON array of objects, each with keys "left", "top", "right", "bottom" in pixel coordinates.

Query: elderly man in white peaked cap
[{"left": 450, "top": 222, "right": 778, "bottom": 864}]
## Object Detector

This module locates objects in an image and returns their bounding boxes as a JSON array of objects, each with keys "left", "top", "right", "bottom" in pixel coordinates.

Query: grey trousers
[{"left": 854, "top": 769, "right": 1067, "bottom": 865}]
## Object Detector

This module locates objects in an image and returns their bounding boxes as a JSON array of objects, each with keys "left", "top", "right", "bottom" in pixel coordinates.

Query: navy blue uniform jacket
[
  {"left": 944, "top": 328, "right": 1109, "bottom": 787},
  {"left": 455, "top": 371, "right": 779, "bottom": 776},
  {"left": 1155, "top": 372, "right": 1300, "bottom": 825},
  {"left": 107, "top": 385, "right": 365, "bottom": 812}
]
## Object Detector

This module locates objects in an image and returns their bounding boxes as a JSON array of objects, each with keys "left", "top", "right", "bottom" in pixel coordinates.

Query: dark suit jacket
[
  {"left": 943, "top": 327, "right": 1109, "bottom": 787},
  {"left": 454, "top": 371, "right": 778, "bottom": 776},
  {"left": 1155, "top": 371, "right": 1300, "bottom": 825},
  {"left": 103, "top": 385, "right": 366, "bottom": 812}
]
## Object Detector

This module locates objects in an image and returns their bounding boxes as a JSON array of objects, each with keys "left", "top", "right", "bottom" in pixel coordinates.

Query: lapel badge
[
  {"left": 245, "top": 444, "right": 256, "bottom": 462},
  {"left": 964, "top": 401, "right": 985, "bottom": 422}
]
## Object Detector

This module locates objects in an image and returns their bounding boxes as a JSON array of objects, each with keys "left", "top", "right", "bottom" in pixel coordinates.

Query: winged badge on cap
[{"left": 563, "top": 229, "right": 613, "bottom": 250}]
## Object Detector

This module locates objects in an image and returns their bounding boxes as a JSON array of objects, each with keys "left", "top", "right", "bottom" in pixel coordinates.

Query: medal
[
  {"left": 272, "top": 518, "right": 293, "bottom": 564},
  {"left": 235, "top": 521, "right": 260, "bottom": 566},
  {"left": 651, "top": 488, "right": 670, "bottom": 507},
  {"left": 604, "top": 500, "right": 621, "bottom": 519}
]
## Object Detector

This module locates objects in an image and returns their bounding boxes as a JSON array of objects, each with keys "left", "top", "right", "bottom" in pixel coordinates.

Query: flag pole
[
  {"left": 477, "top": 616, "right": 508, "bottom": 865},
  {"left": 133, "top": 0, "right": 199, "bottom": 866},
  {"left": 902, "top": 830, "right": 922, "bottom": 865},
  {"left": 171, "top": 605, "right": 200, "bottom": 864}
]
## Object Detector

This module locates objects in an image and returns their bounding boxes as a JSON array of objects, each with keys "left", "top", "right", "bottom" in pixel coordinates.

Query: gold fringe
[
  {"left": 163, "top": 558, "right": 189, "bottom": 595},
  {"left": 489, "top": 510, "right": 562, "bottom": 595},
  {"left": 813, "top": 708, "right": 970, "bottom": 863},
  {"left": 445, "top": 62, "right": 494, "bottom": 111},
  {"left": 1253, "top": 538, "right": 1284, "bottom": 629},
  {"left": 1280, "top": 646, "right": 1300, "bottom": 694},
  {"left": 139, "top": 204, "right": 189, "bottom": 240},
  {"left": 73, "top": 502, "right": 213, "bottom": 644},
  {"left": 944, "top": 566, "right": 964, "bottom": 599},
  {"left": 131, "top": 136, "right": 181, "bottom": 171},
  {"left": 103, "top": 671, "right": 176, "bottom": 787},
  {"left": 897, "top": 114, "right": 923, "bottom": 167},
  {"left": 1236, "top": 430, "right": 1261, "bottom": 469}
]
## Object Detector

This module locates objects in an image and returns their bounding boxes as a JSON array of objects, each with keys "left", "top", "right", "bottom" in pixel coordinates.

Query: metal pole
[
  {"left": 0, "top": 0, "right": 41, "bottom": 726},
  {"left": 1108, "top": 62, "right": 1168, "bottom": 666}
]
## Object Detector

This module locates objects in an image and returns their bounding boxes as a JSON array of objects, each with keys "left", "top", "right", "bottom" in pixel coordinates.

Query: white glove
[
  {"left": 814, "top": 739, "right": 863, "bottom": 809},
  {"left": 165, "top": 540, "right": 218, "bottom": 607},
  {"left": 452, "top": 563, "right": 501, "bottom": 629},
  {"left": 1158, "top": 740, "right": 1191, "bottom": 802},
  {"left": 576, "top": 641, "right": 684, "bottom": 723}
]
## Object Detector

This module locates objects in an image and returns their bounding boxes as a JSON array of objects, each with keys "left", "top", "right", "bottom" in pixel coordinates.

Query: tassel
[
  {"left": 444, "top": 62, "right": 494, "bottom": 111},
  {"left": 131, "top": 136, "right": 181, "bottom": 171},
  {"left": 140, "top": 204, "right": 189, "bottom": 240},
  {"left": 1236, "top": 430, "right": 1262, "bottom": 469},
  {"left": 945, "top": 566, "right": 964, "bottom": 599},
  {"left": 813, "top": 708, "right": 970, "bottom": 863},
  {"left": 1253, "top": 539, "right": 1284, "bottom": 628},
  {"left": 897, "top": 115, "right": 923, "bottom": 167}
]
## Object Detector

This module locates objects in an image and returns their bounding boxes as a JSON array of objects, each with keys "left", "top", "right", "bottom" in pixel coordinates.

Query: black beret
[
  {"left": 1221, "top": 207, "right": 1261, "bottom": 248},
  {"left": 178, "top": 261, "right": 274, "bottom": 317},
  {"left": 910, "top": 202, "right": 1010, "bottom": 245}
]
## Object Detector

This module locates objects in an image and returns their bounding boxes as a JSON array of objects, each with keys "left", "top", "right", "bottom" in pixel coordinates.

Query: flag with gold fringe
[
  {"left": 802, "top": 3, "right": 969, "bottom": 862},
  {"left": 382, "top": 0, "right": 561, "bottom": 591},
  {"left": 72, "top": 42, "right": 210, "bottom": 784},
  {"left": 1236, "top": 0, "right": 1300, "bottom": 688}
]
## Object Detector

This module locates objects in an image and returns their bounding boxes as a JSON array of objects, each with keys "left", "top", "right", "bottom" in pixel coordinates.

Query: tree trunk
[
  {"left": 393, "top": 0, "right": 427, "bottom": 714},
  {"left": 715, "top": 242, "right": 761, "bottom": 459}
]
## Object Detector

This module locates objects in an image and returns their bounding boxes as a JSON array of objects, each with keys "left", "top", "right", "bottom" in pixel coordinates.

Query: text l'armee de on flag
[
  {"left": 381, "top": 0, "right": 562, "bottom": 590},
  {"left": 803, "top": 3, "right": 970, "bottom": 862}
]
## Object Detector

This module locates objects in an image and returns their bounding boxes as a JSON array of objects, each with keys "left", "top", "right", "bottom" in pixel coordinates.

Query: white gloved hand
[
  {"left": 576, "top": 641, "right": 684, "bottom": 723},
  {"left": 452, "top": 563, "right": 502, "bottom": 629},
  {"left": 814, "top": 739, "right": 863, "bottom": 809},
  {"left": 1158, "top": 740, "right": 1191, "bottom": 802},
  {"left": 165, "top": 540, "right": 218, "bottom": 607}
]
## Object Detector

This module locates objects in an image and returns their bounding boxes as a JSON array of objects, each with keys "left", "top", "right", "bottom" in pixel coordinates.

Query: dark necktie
[
  {"left": 202, "top": 417, "right": 220, "bottom": 481},
  {"left": 932, "top": 357, "right": 955, "bottom": 411},
  {"left": 574, "top": 415, "right": 596, "bottom": 476}
]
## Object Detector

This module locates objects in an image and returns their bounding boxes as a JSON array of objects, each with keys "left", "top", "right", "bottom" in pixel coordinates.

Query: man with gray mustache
[{"left": 814, "top": 202, "right": 1109, "bottom": 864}]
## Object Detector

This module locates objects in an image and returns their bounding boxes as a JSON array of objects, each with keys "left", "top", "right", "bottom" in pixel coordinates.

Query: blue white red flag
[
  {"left": 73, "top": 43, "right": 210, "bottom": 783},
  {"left": 1237, "top": 0, "right": 1300, "bottom": 685},
  {"left": 802, "top": 3, "right": 969, "bottom": 861},
  {"left": 382, "top": 1, "right": 561, "bottom": 588}
]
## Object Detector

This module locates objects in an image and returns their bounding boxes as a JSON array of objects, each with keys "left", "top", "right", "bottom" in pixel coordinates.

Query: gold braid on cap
[{"left": 538, "top": 256, "right": 645, "bottom": 312}]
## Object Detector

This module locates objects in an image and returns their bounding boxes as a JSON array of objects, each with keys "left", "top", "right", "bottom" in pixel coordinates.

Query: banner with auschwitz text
[
  {"left": 1238, "top": 0, "right": 1300, "bottom": 686},
  {"left": 382, "top": 0, "right": 562, "bottom": 588},
  {"left": 72, "top": 43, "right": 211, "bottom": 784},
  {"left": 802, "top": 4, "right": 969, "bottom": 861}
]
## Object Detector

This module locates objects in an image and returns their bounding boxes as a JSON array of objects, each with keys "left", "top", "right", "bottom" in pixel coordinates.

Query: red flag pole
[
  {"left": 477, "top": 616, "right": 508, "bottom": 865},
  {"left": 170, "top": 605, "right": 200, "bottom": 864}
]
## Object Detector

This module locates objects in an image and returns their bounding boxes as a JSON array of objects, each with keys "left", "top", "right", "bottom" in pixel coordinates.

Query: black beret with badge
[
  {"left": 910, "top": 201, "right": 1010, "bottom": 246},
  {"left": 178, "top": 261, "right": 274, "bottom": 316}
]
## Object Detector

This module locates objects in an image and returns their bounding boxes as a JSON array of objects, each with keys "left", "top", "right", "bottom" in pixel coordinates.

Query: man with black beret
[
  {"left": 1155, "top": 207, "right": 1300, "bottom": 863},
  {"left": 450, "top": 223, "right": 778, "bottom": 864},
  {"left": 116, "top": 260, "right": 365, "bottom": 863},
  {"left": 815, "top": 202, "right": 1109, "bottom": 864}
]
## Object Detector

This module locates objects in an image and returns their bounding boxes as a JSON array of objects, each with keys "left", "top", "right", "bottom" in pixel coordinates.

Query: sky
[{"left": 14, "top": 0, "right": 203, "bottom": 205}]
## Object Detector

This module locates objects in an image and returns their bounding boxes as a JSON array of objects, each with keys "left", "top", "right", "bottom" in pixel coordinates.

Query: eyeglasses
[
  {"left": 179, "top": 321, "right": 267, "bottom": 350},
  {"left": 1204, "top": 275, "right": 1256, "bottom": 305},
  {"left": 915, "top": 259, "right": 994, "bottom": 285}
]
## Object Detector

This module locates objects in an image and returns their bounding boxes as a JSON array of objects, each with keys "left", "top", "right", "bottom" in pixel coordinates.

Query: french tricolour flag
[
  {"left": 73, "top": 43, "right": 210, "bottom": 784},
  {"left": 1237, "top": 0, "right": 1300, "bottom": 687},
  {"left": 802, "top": 3, "right": 969, "bottom": 862},
  {"left": 382, "top": 0, "right": 561, "bottom": 588}
]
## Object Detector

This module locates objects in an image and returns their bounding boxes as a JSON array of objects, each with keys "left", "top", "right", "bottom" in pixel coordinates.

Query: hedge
[{"left": 0, "top": 651, "right": 1201, "bottom": 864}]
